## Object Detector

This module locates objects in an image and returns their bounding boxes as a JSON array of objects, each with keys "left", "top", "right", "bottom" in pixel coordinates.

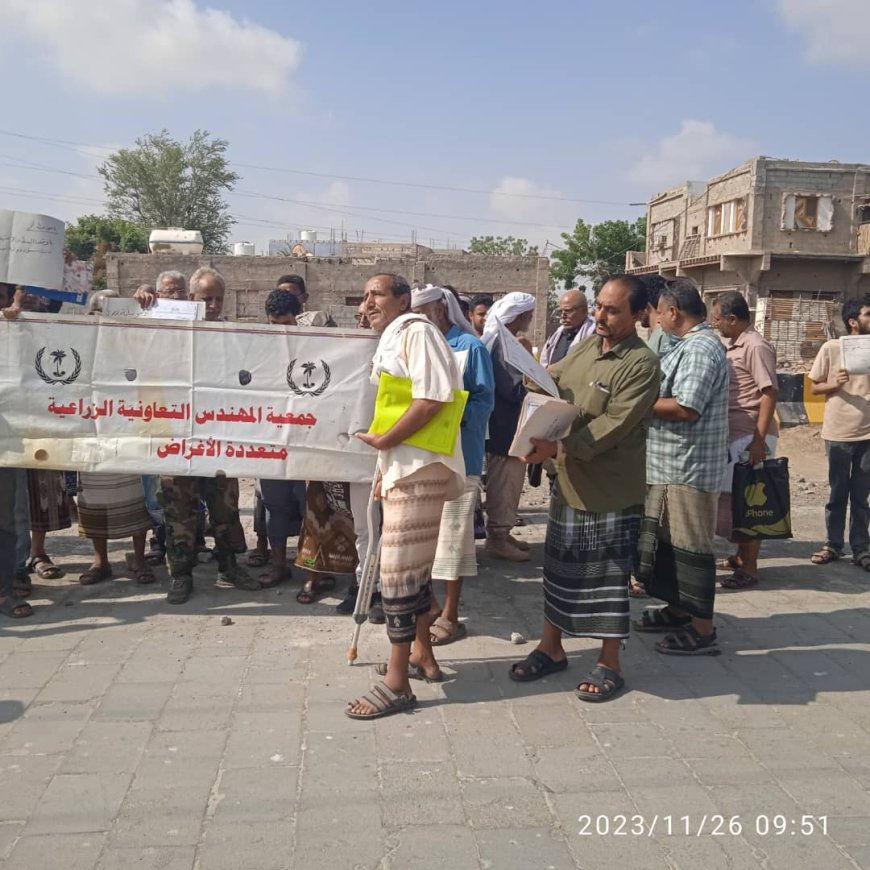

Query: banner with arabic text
[{"left": 0, "top": 315, "right": 379, "bottom": 482}]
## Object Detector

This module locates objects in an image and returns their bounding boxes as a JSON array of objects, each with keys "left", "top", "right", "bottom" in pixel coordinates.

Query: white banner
[{"left": 0, "top": 315, "right": 380, "bottom": 482}]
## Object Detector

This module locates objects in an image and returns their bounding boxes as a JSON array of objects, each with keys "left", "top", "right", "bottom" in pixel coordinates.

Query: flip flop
[
  {"left": 576, "top": 664, "right": 625, "bottom": 703},
  {"left": 429, "top": 616, "right": 468, "bottom": 646},
  {"left": 509, "top": 649, "right": 568, "bottom": 682},
  {"left": 345, "top": 682, "right": 417, "bottom": 720},
  {"left": 374, "top": 662, "right": 445, "bottom": 683}
]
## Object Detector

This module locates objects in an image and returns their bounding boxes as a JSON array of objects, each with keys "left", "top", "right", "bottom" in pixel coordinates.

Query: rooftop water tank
[
  {"left": 149, "top": 228, "right": 204, "bottom": 255},
  {"left": 300, "top": 229, "right": 317, "bottom": 243},
  {"left": 233, "top": 241, "right": 255, "bottom": 256}
]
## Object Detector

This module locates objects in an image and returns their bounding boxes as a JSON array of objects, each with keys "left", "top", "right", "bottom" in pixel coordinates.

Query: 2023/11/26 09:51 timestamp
[{"left": 577, "top": 815, "right": 828, "bottom": 837}]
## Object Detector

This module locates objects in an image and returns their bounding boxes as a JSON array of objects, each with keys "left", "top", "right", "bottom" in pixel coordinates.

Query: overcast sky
[{"left": 0, "top": 0, "right": 866, "bottom": 253}]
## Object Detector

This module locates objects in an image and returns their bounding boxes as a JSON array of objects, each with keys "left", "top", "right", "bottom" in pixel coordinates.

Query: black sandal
[
  {"left": 853, "top": 551, "right": 870, "bottom": 572},
  {"left": 508, "top": 649, "right": 568, "bottom": 682},
  {"left": 28, "top": 555, "right": 64, "bottom": 580},
  {"left": 655, "top": 625, "right": 720, "bottom": 656},
  {"left": 0, "top": 598, "right": 34, "bottom": 619},
  {"left": 296, "top": 575, "right": 336, "bottom": 604},
  {"left": 632, "top": 606, "right": 692, "bottom": 633},
  {"left": 576, "top": 665, "right": 625, "bottom": 703}
]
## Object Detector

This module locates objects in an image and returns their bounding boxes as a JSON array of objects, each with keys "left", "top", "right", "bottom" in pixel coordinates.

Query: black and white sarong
[{"left": 543, "top": 497, "right": 642, "bottom": 639}]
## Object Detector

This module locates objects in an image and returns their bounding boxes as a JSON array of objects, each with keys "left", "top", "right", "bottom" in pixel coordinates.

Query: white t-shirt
[{"left": 370, "top": 313, "right": 466, "bottom": 497}]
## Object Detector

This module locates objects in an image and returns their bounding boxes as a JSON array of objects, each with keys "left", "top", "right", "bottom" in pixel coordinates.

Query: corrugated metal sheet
[{"left": 762, "top": 293, "right": 840, "bottom": 369}]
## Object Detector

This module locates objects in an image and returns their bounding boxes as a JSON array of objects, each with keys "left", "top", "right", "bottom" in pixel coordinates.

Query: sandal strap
[
  {"left": 357, "top": 682, "right": 401, "bottom": 712},
  {"left": 662, "top": 625, "right": 716, "bottom": 651},
  {"left": 430, "top": 617, "right": 456, "bottom": 639},
  {"left": 520, "top": 649, "right": 555, "bottom": 674}
]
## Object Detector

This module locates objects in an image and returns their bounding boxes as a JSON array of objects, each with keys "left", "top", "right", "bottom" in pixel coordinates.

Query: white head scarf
[
  {"left": 411, "top": 284, "right": 474, "bottom": 335},
  {"left": 481, "top": 291, "right": 535, "bottom": 350}
]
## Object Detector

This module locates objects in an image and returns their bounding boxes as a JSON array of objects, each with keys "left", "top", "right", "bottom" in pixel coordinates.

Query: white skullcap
[
  {"left": 481, "top": 291, "right": 536, "bottom": 350},
  {"left": 411, "top": 284, "right": 475, "bottom": 335},
  {"left": 410, "top": 284, "right": 444, "bottom": 306}
]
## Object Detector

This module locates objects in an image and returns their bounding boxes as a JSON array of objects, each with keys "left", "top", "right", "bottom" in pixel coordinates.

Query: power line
[
  {"left": 0, "top": 127, "right": 640, "bottom": 206},
  {"left": 0, "top": 151, "right": 553, "bottom": 236}
]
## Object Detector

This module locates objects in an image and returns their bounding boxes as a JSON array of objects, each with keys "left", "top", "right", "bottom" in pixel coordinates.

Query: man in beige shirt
[
  {"left": 809, "top": 295, "right": 870, "bottom": 571},
  {"left": 711, "top": 291, "right": 779, "bottom": 590}
]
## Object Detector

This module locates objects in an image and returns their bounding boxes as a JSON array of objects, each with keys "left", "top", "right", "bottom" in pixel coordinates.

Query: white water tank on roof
[
  {"left": 300, "top": 229, "right": 317, "bottom": 243},
  {"left": 233, "top": 241, "right": 255, "bottom": 256},
  {"left": 149, "top": 228, "right": 204, "bottom": 255}
]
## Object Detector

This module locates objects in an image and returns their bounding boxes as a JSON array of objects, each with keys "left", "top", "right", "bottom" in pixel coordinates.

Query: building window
[
  {"left": 782, "top": 194, "right": 834, "bottom": 231},
  {"left": 706, "top": 199, "right": 746, "bottom": 237}
]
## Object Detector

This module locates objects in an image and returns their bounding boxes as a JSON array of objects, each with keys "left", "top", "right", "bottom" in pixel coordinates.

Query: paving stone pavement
[{"left": 1, "top": 469, "right": 869, "bottom": 869}]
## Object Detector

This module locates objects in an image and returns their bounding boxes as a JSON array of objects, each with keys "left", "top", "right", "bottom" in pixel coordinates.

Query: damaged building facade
[{"left": 626, "top": 157, "right": 870, "bottom": 368}]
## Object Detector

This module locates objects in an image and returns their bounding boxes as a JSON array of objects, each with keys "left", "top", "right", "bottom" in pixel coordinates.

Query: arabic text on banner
[{"left": 0, "top": 315, "right": 379, "bottom": 483}]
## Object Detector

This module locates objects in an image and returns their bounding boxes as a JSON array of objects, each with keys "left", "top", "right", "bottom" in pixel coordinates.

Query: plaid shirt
[{"left": 646, "top": 322, "right": 729, "bottom": 491}]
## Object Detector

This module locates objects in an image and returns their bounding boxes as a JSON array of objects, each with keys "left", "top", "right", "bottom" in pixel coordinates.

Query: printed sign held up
[
  {"left": 0, "top": 209, "right": 65, "bottom": 291},
  {"left": 0, "top": 315, "right": 380, "bottom": 482}
]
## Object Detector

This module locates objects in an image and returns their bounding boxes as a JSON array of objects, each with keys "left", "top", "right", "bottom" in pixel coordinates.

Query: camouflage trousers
[{"left": 158, "top": 476, "right": 245, "bottom": 577}]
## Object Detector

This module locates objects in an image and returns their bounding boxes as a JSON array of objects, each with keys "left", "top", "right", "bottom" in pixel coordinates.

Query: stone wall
[{"left": 105, "top": 251, "right": 551, "bottom": 349}]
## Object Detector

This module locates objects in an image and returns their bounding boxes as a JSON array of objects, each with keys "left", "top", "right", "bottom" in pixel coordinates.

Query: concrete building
[
  {"left": 106, "top": 247, "right": 551, "bottom": 349},
  {"left": 626, "top": 156, "right": 870, "bottom": 367}
]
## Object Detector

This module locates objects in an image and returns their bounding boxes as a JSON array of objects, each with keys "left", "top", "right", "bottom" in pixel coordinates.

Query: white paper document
[
  {"left": 840, "top": 334, "right": 870, "bottom": 375},
  {"left": 497, "top": 321, "right": 559, "bottom": 397},
  {"left": 508, "top": 393, "right": 580, "bottom": 458},
  {"left": 0, "top": 209, "right": 65, "bottom": 290},
  {"left": 102, "top": 297, "right": 206, "bottom": 321}
]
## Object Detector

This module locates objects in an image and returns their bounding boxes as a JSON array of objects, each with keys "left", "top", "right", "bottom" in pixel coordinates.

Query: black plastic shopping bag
[{"left": 731, "top": 457, "right": 792, "bottom": 542}]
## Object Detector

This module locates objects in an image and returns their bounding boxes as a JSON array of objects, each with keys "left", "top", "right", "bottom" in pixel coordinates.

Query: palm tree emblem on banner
[
  {"left": 287, "top": 359, "right": 331, "bottom": 396},
  {"left": 35, "top": 347, "right": 82, "bottom": 386}
]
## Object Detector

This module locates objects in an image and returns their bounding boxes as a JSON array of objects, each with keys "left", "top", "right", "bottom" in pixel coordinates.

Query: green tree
[
  {"left": 467, "top": 235, "right": 539, "bottom": 256},
  {"left": 98, "top": 130, "right": 239, "bottom": 253},
  {"left": 65, "top": 214, "right": 150, "bottom": 260},
  {"left": 550, "top": 217, "right": 647, "bottom": 293},
  {"left": 65, "top": 214, "right": 150, "bottom": 290}
]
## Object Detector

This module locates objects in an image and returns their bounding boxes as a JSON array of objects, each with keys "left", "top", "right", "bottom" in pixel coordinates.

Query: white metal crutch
[{"left": 346, "top": 474, "right": 382, "bottom": 664}]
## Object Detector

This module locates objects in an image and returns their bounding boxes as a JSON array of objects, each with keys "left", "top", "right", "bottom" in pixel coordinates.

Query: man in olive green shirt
[{"left": 508, "top": 276, "right": 660, "bottom": 703}]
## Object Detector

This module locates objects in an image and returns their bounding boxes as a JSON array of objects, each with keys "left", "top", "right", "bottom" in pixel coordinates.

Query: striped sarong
[
  {"left": 637, "top": 484, "right": 718, "bottom": 620},
  {"left": 380, "top": 464, "right": 452, "bottom": 644},
  {"left": 543, "top": 498, "right": 641, "bottom": 639},
  {"left": 431, "top": 474, "right": 480, "bottom": 581},
  {"left": 27, "top": 470, "right": 71, "bottom": 534},
  {"left": 77, "top": 473, "right": 151, "bottom": 540}
]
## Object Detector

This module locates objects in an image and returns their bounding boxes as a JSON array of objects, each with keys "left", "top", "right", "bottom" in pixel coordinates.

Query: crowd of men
[{"left": 1, "top": 271, "right": 869, "bottom": 716}]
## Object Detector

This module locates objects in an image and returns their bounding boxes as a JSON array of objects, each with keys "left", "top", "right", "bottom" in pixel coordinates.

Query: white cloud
[
  {"left": 295, "top": 181, "right": 352, "bottom": 210},
  {"left": 488, "top": 177, "right": 578, "bottom": 249},
  {"left": 628, "top": 120, "right": 756, "bottom": 191},
  {"left": 777, "top": 0, "right": 870, "bottom": 69},
  {"left": 0, "top": 0, "right": 301, "bottom": 96}
]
